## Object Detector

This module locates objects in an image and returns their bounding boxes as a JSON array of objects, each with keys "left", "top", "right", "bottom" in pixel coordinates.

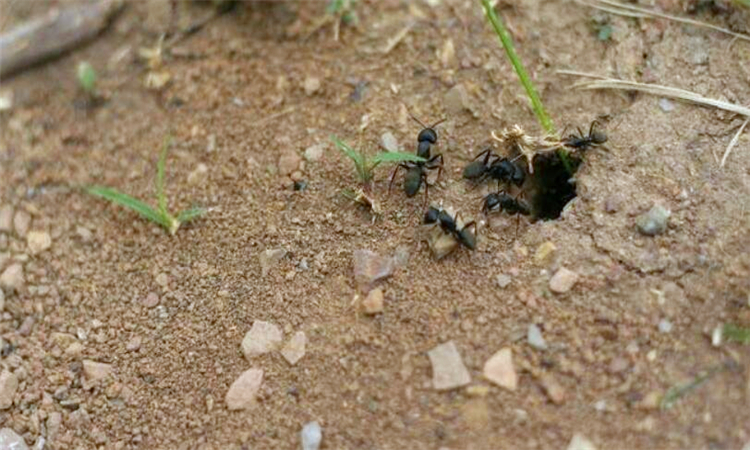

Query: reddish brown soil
[{"left": 1, "top": 1, "right": 750, "bottom": 449}]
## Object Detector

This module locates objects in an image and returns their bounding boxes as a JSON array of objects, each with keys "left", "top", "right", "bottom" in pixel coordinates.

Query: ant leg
[
  {"left": 472, "top": 148, "right": 492, "bottom": 162},
  {"left": 427, "top": 154, "right": 445, "bottom": 181},
  {"left": 388, "top": 163, "right": 408, "bottom": 194}
]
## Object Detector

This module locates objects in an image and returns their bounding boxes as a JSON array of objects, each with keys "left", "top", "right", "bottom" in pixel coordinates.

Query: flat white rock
[
  {"left": 242, "top": 321, "right": 282, "bottom": 359},
  {"left": 428, "top": 341, "right": 471, "bottom": 390},
  {"left": 225, "top": 368, "right": 264, "bottom": 410},
  {"left": 483, "top": 348, "right": 517, "bottom": 391}
]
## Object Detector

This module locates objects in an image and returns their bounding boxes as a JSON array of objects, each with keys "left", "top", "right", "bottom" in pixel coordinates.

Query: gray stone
[
  {"left": 658, "top": 319, "right": 673, "bottom": 333},
  {"left": 658, "top": 98, "right": 674, "bottom": 112},
  {"left": 0, "top": 428, "right": 28, "bottom": 450},
  {"left": 444, "top": 83, "right": 474, "bottom": 116},
  {"left": 495, "top": 273, "right": 512, "bottom": 288},
  {"left": 0, "top": 371, "right": 18, "bottom": 409},
  {"left": 241, "top": 321, "right": 282, "bottom": 359},
  {"left": 636, "top": 204, "right": 670, "bottom": 236},
  {"left": 380, "top": 131, "right": 400, "bottom": 152},
  {"left": 225, "top": 368, "right": 263, "bottom": 410},
  {"left": 428, "top": 341, "right": 471, "bottom": 390},
  {"left": 527, "top": 324, "right": 547, "bottom": 350},
  {"left": 301, "top": 421, "right": 322, "bottom": 450}
]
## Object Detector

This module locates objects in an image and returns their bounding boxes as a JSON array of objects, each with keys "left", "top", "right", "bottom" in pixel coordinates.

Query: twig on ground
[
  {"left": 382, "top": 22, "right": 414, "bottom": 54},
  {"left": 721, "top": 119, "right": 749, "bottom": 167},
  {"left": 576, "top": 0, "right": 750, "bottom": 43}
]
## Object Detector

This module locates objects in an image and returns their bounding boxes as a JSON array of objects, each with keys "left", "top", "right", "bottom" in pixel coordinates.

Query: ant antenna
[
  {"left": 409, "top": 113, "right": 446, "bottom": 131},
  {"left": 409, "top": 112, "right": 428, "bottom": 130}
]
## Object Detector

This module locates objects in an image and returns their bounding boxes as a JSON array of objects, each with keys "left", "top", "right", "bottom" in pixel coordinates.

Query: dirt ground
[{"left": 1, "top": 0, "right": 750, "bottom": 449}]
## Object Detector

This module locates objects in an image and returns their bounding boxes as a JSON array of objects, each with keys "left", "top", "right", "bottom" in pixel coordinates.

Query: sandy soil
[{"left": 1, "top": 0, "right": 750, "bottom": 449}]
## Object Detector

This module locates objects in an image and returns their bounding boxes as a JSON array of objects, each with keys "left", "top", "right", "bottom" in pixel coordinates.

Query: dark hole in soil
[{"left": 531, "top": 151, "right": 583, "bottom": 220}]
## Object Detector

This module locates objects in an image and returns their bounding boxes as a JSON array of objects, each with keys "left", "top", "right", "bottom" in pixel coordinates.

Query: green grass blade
[
  {"left": 157, "top": 135, "right": 171, "bottom": 217},
  {"left": 480, "top": 0, "right": 555, "bottom": 134},
  {"left": 177, "top": 207, "right": 207, "bottom": 224},
  {"left": 372, "top": 151, "right": 426, "bottom": 164},
  {"left": 331, "top": 135, "right": 367, "bottom": 181},
  {"left": 723, "top": 324, "right": 750, "bottom": 344},
  {"left": 87, "top": 186, "right": 169, "bottom": 228}
]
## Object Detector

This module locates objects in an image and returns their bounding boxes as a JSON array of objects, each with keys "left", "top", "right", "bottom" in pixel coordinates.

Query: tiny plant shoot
[
  {"left": 331, "top": 135, "right": 425, "bottom": 192},
  {"left": 77, "top": 62, "right": 98, "bottom": 96},
  {"left": 479, "top": 0, "right": 573, "bottom": 173},
  {"left": 87, "top": 136, "right": 206, "bottom": 235}
]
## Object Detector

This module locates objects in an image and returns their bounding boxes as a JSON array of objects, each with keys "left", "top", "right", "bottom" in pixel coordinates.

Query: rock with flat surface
[
  {"left": 0, "top": 428, "right": 28, "bottom": 450},
  {"left": 636, "top": 204, "right": 670, "bottom": 236},
  {"left": 225, "top": 368, "right": 263, "bottom": 410},
  {"left": 362, "top": 288, "right": 384, "bottom": 314},
  {"left": 241, "top": 321, "right": 282, "bottom": 359},
  {"left": 0, "top": 264, "right": 24, "bottom": 291},
  {"left": 301, "top": 421, "right": 322, "bottom": 450},
  {"left": 549, "top": 267, "right": 579, "bottom": 294},
  {"left": 483, "top": 348, "right": 517, "bottom": 391},
  {"left": 567, "top": 433, "right": 597, "bottom": 450},
  {"left": 0, "top": 206, "right": 12, "bottom": 232},
  {"left": 0, "top": 371, "right": 18, "bottom": 409},
  {"left": 82, "top": 360, "right": 112, "bottom": 381},
  {"left": 352, "top": 249, "right": 394, "bottom": 285},
  {"left": 27, "top": 231, "right": 51, "bottom": 255},
  {"left": 527, "top": 324, "right": 547, "bottom": 350},
  {"left": 281, "top": 331, "right": 306, "bottom": 365},
  {"left": 260, "top": 248, "right": 287, "bottom": 276},
  {"left": 428, "top": 341, "right": 471, "bottom": 390}
]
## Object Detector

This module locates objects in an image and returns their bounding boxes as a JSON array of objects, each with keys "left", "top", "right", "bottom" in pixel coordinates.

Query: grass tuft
[
  {"left": 331, "top": 135, "right": 424, "bottom": 191},
  {"left": 77, "top": 62, "right": 97, "bottom": 96},
  {"left": 86, "top": 136, "right": 206, "bottom": 235},
  {"left": 723, "top": 323, "right": 750, "bottom": 344}
]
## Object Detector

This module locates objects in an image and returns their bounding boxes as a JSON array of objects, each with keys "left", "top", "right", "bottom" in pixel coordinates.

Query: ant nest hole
[
  {"left": 498, "top": 127, "right": 585, "bottom": 221},
  {"left": 527, "top": 150, "right": 583, "bottom": 220}
]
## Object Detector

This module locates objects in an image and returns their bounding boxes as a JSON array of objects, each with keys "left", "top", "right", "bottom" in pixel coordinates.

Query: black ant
[
  {"left": 423, "top": 205, "right": 477, "bottom": 250},
  {"left": 563, "top": 120, "right": 608, "bottom": 152},
  {"left": 481, "top": 191, "right": 530, "bottom": 216},
  {"left": 481, "top": 190, "right": 531, "bottom": 236},
  {"left": 462, "top": 147, "right": 525, "bottom": 190},
  {"left": 389, "top": 115, "right": 445, "bottom": 203}
]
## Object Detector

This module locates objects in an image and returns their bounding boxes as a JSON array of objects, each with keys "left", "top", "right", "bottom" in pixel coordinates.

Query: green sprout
[
  {"left": 331, "top": 135, "right": 424, "bottom": 192},
  {"left": 479, "top": 0, "right": 573, "bottom": 173},
  {"left": 87, "top": 136, "right": 206, "bottom": 235},
  {"left": 77, "top": 62, "right": 98, "bottom": 96},
  {"left": 327, "top": 0, "right": 358, "bottom": 25},
  {"left": 723, "top": 323, "right": 750, "bottom": 344}
]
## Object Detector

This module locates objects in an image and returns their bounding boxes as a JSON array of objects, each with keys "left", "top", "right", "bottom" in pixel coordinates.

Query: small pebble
[
  {"left": 0, "top": 263, "right": 24, "bottom": 292},
  {"left": 304, "top": 143, "right": 325, "bottom": 162},
  {"left": 278, "top": 151, "right": 302, "bottom": 176},
  {"left": 711, "top": 325, "right": 723, "bottom": 347},
  {"left": 352, "top": 249, "right": 394, "bottom": 285},
  {"left": 126, "top": 336, "right": 142, "bottom": 352},
  {"left": 527, "top": 324, "right": 548, "bottom": 350},
  {"left": 260, "top": 248, "right": 287, "bottom": 276},
  {"left": 143, "top": 292, "right": 160, "bottom": 308},
  {"left": 0, "top": 206, "right": 12, "bottom": 232},
  {"left": 428, "top": 341, "right": 471, "bottom": 390},
  {"left": 444, "top": 83, "right": 473, "bottom": 116},
  {"left": 0, "top": 428, "right": 28, "bottom": 450},
  {"left": 82, "top": 360, "right": 112, "bottom": 381},
  {"left": 539, "top": 373, "right": 566, "bottom": 404},
  {"left": 439, "top": 38, "right": 456, "bottom": 67},
  {"left": 362, "top": 288, "right": 384, "bottom": 314},
  {"left": 482, "top": 348, "right": 517, "bottom": 391},
  {"left": 301, "top": 421, "right": 322, "bottom": 450},
  {"left": 0, "top": 371, "right": 18, "bottom": 409},
  {"left": 13, "top": 210, "right": 31, "bottom": 237},
  {"left": 658, "top": 98, "right": 675, "bottom": 112},
  {"left": 658, "top": 319, "right": 673, "bottom": 333},
  {"left": 380, "top": 131, "right": 400, "bottom": 152},
  {"left": 495, "top": 273, "right": 511, "bottom": 288},
  {"left": 225, "top": 368, "right": 264, "bottom": 410},
  {"left": 293, "top": 180, "right": 308, "bottom": 191},
  {"left": 426, "top": 226, "right": 458, "bottom": 260},
  {"left": 636, "top": 204, "right": 670, "bottom": 236},
  {"left": 303, "top": 76, "right": 321, "bottom": 96},
  {"left": 549, "top": 267, "right": 579, "bottom": 294},
  {"left": 65, "top": 342, "right": 84, "bottom": 357},
  {"left": 535, "top": 241, "right": 556, "bottom": 262},
  {"left": 26, "top": 231, "right": 51, "bottom": 255},
  {"left": 241, "top": 321, "right": 282, "bottom": 359},
  {"left": 567, "top": 433, "right": 597, "bottom": 450},
  {"left": 281, "top": 331, "right": 306, "bottom": 366}
]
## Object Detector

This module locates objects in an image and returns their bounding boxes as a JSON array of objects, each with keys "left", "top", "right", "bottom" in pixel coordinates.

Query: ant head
[
  {"left": 417, "top": 128, "right": 438, "bottom": 144},
  {"left": 423, "top": 206, "right": 440, "bottom": 224}
]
